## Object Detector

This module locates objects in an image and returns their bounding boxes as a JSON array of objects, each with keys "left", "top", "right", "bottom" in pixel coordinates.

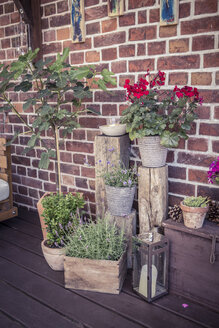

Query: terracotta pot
[
  {"left": 138, "top": 136, "right": 167, "bottom": 168},
  {"left": 41, "top": 240, "right": 65, "bottom": 271},
  {"left": 37, "top": 192, "right": 50, "bottom": 240},
  {"left": 180, "top": 201, "right": 209, "bottom": 229}
]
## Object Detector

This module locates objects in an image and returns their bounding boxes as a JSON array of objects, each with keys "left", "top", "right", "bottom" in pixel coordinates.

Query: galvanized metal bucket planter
[
  {"left": 105, "top": 185, "right": 136, "bottom": 216},
  {"left": 138, "top": 136, "right": 167, "bottom": 168}
]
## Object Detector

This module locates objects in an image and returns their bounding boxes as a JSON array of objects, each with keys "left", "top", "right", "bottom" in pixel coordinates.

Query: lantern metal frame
[{"left": 132, "top": 232, "right": 169, "bottom": 302}]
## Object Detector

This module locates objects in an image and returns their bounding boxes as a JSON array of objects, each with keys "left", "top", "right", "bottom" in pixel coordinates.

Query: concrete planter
[
  {"left": 105, "top": 185, "right": 136, "bottom": 216},
  {"left": 138, "top": 136, "right": 167, "bottom": 168},
  {"left": 41, "top": 240, "right": 65, "bottom": 271},
  {"left": 180, "top": 202, "right": 209, "bottom": 229}
]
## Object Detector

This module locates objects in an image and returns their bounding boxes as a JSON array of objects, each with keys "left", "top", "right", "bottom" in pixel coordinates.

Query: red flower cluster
[
  {"left": 124, "top": 70, "right": 165, "bottom": 101},
  {"left": 173, "top": 85, "right": 203, "bottom": 104}
]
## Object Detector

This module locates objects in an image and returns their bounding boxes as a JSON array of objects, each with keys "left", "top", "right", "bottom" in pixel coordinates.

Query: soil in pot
[{"left": 41, "top": 240, "right": 65, "bottom": 271}]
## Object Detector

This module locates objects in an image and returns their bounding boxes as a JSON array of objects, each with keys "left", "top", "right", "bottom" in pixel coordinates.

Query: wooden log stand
[
  {"left": 0, "top": 138, "right": 18, "bottom": 222},
  {"left": 138, "top": 165, "right": 168, "bottom": 233},
  {"left": 106, "top": 209, "right": 137, "bottom": 269},
  {"left": 95, "top": 134, "right": 130, "bottom": 217}
]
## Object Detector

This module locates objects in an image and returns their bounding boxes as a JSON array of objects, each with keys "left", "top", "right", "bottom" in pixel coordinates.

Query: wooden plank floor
[{"left": 0, "top": 210, "right": 218, "bottom": 328}]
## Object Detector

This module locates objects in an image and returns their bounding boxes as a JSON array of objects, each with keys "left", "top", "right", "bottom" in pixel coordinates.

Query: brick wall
[{"left": 0, "top": 0, "right": 218, "bottom": 213}]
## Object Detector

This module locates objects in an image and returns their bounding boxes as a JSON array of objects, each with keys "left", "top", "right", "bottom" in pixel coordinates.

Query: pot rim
[{"left": 180, "top": 201, "right": 209, "bottom": 213}]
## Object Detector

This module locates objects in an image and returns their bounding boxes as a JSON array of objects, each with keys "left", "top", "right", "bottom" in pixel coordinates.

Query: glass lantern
[{"left": 132, "top": 232, "right": 169, "bottom": 302}]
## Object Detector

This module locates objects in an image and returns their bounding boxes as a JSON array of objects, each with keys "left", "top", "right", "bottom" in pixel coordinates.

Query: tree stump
[
  {"left": 106, "top": 209, "right": 136, "bottom": 268},
  {"left": 95, "top": 135, "right": 130, "bottom": 217},
  {"left": 138, "top": 165, "right": 168, "bottom": 233}
]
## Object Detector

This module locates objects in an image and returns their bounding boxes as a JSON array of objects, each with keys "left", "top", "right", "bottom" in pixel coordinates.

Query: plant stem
[{"left": 55, "top": 126, "right": 61, "bottom": 194}]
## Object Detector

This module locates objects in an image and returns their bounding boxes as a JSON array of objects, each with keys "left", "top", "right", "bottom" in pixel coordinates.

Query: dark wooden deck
[{"left": 0, "top": 210, "right": 219, "bottom": 328}]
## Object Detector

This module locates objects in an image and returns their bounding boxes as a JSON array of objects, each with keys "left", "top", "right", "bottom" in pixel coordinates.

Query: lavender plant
[
  {"left": 42, "top": 192, "right": 85, "bottom": 247},
  {"left": 65, "top": 216, "right": 126, "bottom": 261}
]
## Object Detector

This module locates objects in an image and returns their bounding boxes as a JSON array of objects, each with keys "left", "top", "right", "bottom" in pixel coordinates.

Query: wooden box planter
[
  {"left": 64, "top": 250, "right": 127, "bottom": 294},
  {"left": 163, "top": 219, "right": 219, "bottom": 310}
]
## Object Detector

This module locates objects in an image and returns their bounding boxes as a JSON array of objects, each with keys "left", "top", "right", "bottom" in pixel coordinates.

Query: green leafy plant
[
  {"left": 121, "top": 70, "right": 203, "bottom": 148},
  {"left": 0, "top": 48, "right": 116, "bottom": 192},
  {"left": 42, "top": 192, "right": 85, "bottom": 247},
  {"left": 65, "top": 216, "right": 126, "bottom": 261},
  {"left": 101, "top": 160, "right": 138, "bottom": 188},
  {"left": 183, "top": 196, "right": 210, "bottom": 208}
]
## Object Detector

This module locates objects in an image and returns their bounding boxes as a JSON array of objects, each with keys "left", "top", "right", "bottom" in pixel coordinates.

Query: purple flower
[
  {"left": 60, "top": 239, "right": 64, "bottom": 246},
  {"left": 54, "top": 242, "right": 58, "bottom": 247},
  {"left": 55, "top": 230, "right": 59, "bottom": 237},
  {"left": 107, "top": 161, "right": 110, "bottom": 165},
  {"left": 128, "top": 179, "right": 132, "bottom": 185},
  {"left": 123, "top": 181, "right": 127, "bottom": 186},
  {"left": 59, "top": 223, "right": 63, "bottom": 230},
  {"left": 108, "top": 147, "right": 115, "bottom": 152},
  {"left": 68, "top": 221, "right": 72, "bottom": 227}
]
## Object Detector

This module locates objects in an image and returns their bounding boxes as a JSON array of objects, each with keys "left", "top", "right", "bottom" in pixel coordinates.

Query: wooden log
[
  {"left": 106, "top": 209, "right": 136, "bottom": 269},
  {"left": 64, "top": 249, "right": 127, "bottom": 294},
  {"left": 138, "top": 165, "right": 168, "bottom": 233},
  {"left": 95, "top": 135, "right": 130, "bottom": 217}
]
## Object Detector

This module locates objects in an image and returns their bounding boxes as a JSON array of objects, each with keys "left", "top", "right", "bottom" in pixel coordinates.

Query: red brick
[
  {"left": 199, "top": 90, "right": 219, "bottom": 103},
  {"left": 21, "top": 177, "right": 42, "bottom": 189},
  {"left": 214, "top": 106, "right": 219, "bottom": 119},
  {"left": 66, "top": 141, "right": 93, "bottom": 153},
  {"left": 73, "top": 130, "right": 86, "bottom": 140},
  {"left": 42, "top": 43, "right": 62, "bottom": 55},
  {"left": 148, "top": 41, "right": 165, "bottom": 55},
  {"left": 60, "top": 152, "right": 72, "bottom": 163},
  {"left": 95, "top": 90, "right": 126, "bottom": 103},
  {"left": 102, "top": 47, "right": 117, "bottom": 61},
  {"left": 0, "top": 28, "right": 4, "bottom": 38},
  {"left": 79, "top": 117, "right": 106, "bottom": 129},
  {"left": 64, "top": 38, "right": 92, "bottom": 51},
  {"left": 41, "top": 18, "right": 49, "bottom": 29},
  {"left": 85, "top": 5, "right": 107, "bottom": 21},
  {"left": 44, "top": 3, "right": 56, "bottom": 16},
  {"left": 0, "top": 50, "right": 5, "bottom": 60},
  {"left": 169, "top": 39, "right": 189, "bottom": 53},
  {"left": 189, "top": 169, "right": 208, "bottom": 184},
  {"left": 15, "top": 194, "right": 33, "bottom": 206},
  {"left": 81, "top": 166, "right": 95, "bottom": 178},
  {"left": 29, "top": 188, "right": 39, "bottom": 199},
  {"left": 102, "top": 104, "right": 117, "bottom": 116},
  {"left": 1, "top": 38, "right": 10, "bottom": 49},
  {"left": 177, "top": 152, "right": 215, "bottom": 167},
  {"left": 169, "top": 181, "right": 195, "bottom": 196},
  {"left": 197, "top": 185, "right": 219, "bottom": 201},
  {"left": 188, "top": 138, "right": 208, "bottom": 152},
  {"left": 119, "top": 45, "right": 135, "bottom": 58},
  {"left": 137, "top": 44, "right": 146, "bottom": 56},
  {"left": 87, "top": 130, "right": 100, "bottom": 141},
  {"left": 57, "top": 1, "right": 69, "bottom": 13},
  {"left": 57, "top": 27, "right": 70, "bottom": 40},
  {"left": 86, "top": 51, "right": 100, "bottom": 62},
  {"left": 159, "top": 26, "right": 177, "bottom": 38},
  {"left": 150, "top": 8, "right": 159, "bottom": 23},
  {"left": 179, "top": 2, "right": 190, "bottom": 18},
  {"left": 168, "top": 195, "right": 183, "bottom": 206},
  {"left": 61, "top": 163, "right": 80, "bottom": 175},
  {"left": 94, "top": 32, "right": 126, "bottom": 47},
  {"left": 168, "top": 166, "right": 186, "bottom": 180},
  {"left": 181, "top": 17, "right": 219, "bottom": 35},
  {"left": 192, "top": 35, "right": 215, "bottom": 51},
  {"left": 44, "top": 182, "right": 56, "bottom": 192},
  {"left": 28, "top": 168, "right": 37, "bottom": 178},
  {"left": 138, "top": 10, "right": 147, "bottom": 24},
  {"left": 196, "top": 106, "right": 210, "bottom": 120},
  {"left": 216, "top": 71, "right": 219, "bottom": 85},
  {"left": 5, "top": 2, "right": 14, "bottom": 13},
  {"left": 89, "top": 180, "right": 95, "bottom": 191},
  {"left": 70, "top": 52, "right": 84, "bottom": 64},
  {"left": 75, "top": 177, "right": 88, "bottom": 189},
  {"left": 85, "top": 0, "right": 99, "bottom": 6},
  {"left": 119, "top": 13, "right": 135, "bottom": 27},
  {"left": 102, "top": 18, "right": 117, "bottom": 33},
  {"left": 73, "top": 154, "right": 86, "bottom": 164},
  {"left": 111, "top": 61, "right": 127, "bottom": 73},
  {"left": 39, "top": 171, "right": 49, "bottom": 181},
  {"left": 0, "top": 15, "right": 10, "bottom": 26},
  {"left": 191, "top": 73, "right": 212, "bottom": 86},
  {"left": 129, "top": 0, "right": 155, "bottom": 9},
  {"left": 212, "top": 140, "right": 219, "bottom": 153},
  {"left": 129, "top": 59, "right": 154, "bottom": 72},
  {"left": 157, "top": 55, "right": 200, "bottom": 70},
  {"left": 17, "top": 166, "right": 26, "bottom": 176},
  {"left": 204, "top": 53, "right": 219, "bottom": 68},
  {"left": 199, "top": 123, "right": 219, "bottom": 137},
  {"left": 195, "top": 0, "right": 217, "bottom": 15},
  {"left": 11, "top": 12, "right": 20, "bottom": 23},
  {"left": 119, "top": 75, "right": 135, "bottom": 88},
  {"left": 5, "top": 25, "right": 15, "bottom": 37},
  {"left": 86, "top": 22, "right": 100, "bottom": 35},
  {"left": 50, "top": 13, "right": 70, "bottom": 27},
  {"left": 44, "top": 30, "right": 56, "bottom": 42},
  {"left": 129, "top": 26, "right": 156, "bottom": 41},
  {"left": 0, "top": 4, "right": 3, "bottom": 15},
  {"left": 169, "top": 72, "right": 188, "bottom": 85}
]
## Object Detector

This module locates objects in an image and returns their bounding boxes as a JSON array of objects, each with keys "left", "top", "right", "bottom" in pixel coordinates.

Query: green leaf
[
  {"left": 160, "top": 131, "right": 179, "bottom": 148},
  {"left": 27, "top": 134, "right": 39, "bottom": 148},
  {"left": 96, "top": 79, "right": 107, "bottom": 91},
  {"left": 0, "top": 104, "right": 12, "bottom": 112},
  {"left": 14, "top": 81, "right": 32, "bottom": 92},
  {"left": 70, "top": 66, "right": 92, "bottom": 80},
  {"left": 5, "top": 131, "right": 20, "bottom": 146},
  {"left": 86, "top": 107, "right": 101, "bottom": 115},
  {"left": 39, "top": 152, "right": 50, "bottom": 169},
  {"left": 23, "top": 98, "right": 36, "bottom": 111}
]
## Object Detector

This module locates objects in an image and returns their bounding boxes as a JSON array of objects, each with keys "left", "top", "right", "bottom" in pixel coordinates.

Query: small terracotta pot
[
  {"left": 180, "top": 201, "right": 209, "bottom": 229},
  {"left": 41, "top": 240, "right": 65, "bottom": 271}
]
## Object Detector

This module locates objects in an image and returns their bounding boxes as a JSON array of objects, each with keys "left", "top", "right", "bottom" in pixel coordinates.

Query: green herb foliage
[
  {"left": 42, "top": 192, "right": 85, "bottom": 247},
  {"left": 65, "top": 217, "right": 126, "bottom": 261},
  {"left": 183, "top": 196, "right": 209, "bottom": 208}
]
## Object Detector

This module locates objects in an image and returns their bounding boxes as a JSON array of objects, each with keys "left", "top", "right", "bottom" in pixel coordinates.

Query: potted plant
[
  {"left": 41, "top": 192, "right": 84, "bottom": 271},
  {"left": 208, "top": 156, "right": 219, "bottom": 185},
  {"left": 180, "top": 196, "right": 210, "bottom": 229},
  {"left": 121, "top": 70, "right": 203, "bottom": 167},
  {"left": 0, "top": 47, "right": 116, "bottom": 234},
  {"left": 64, "top": 216, "right": 127, "bottom": 294},
  {"left": 101, "top": 161, "right": 138, "bottom": 216}
]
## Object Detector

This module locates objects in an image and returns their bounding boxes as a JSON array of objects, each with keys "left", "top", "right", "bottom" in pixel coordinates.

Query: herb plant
[
  {"left": 121, "top": 70, "right": 203, "bottom": 148},
  {"left": 183, "top": 196, "right": 209, "bottom": 208},
  {"left": 42, "top": 192, "right": 85, "bottom": 247},
  {"left": 65, "top": 217, "right": 126, "bottom": 261}
]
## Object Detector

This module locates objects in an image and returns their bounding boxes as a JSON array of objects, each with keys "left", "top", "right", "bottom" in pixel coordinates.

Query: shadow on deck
[{"left": 0, "top": 209, "right": 218, "bottom": 328}]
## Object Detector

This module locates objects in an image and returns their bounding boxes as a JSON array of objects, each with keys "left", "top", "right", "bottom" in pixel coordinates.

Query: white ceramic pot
[
  {"left": 99, "top": 124, "right": 127, "bottom": 136},
  {"left": 138, "top": 136, "right": 167, "bottom": 168},
  {"left": 41, "top": 240, "right": 65, "bottom": 271}
]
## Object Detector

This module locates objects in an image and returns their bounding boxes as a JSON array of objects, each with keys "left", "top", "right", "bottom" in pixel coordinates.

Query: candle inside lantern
[{"left": 139, "top": 264, "right": 158, "bottom": 298}]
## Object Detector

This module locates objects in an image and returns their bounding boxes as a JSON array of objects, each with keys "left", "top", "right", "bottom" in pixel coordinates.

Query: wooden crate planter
[
  {"left": 163, "top": 219, "right": 219, "bottom": 310},
  {"left": 64, "top": 249, "right": 127, "bottom": 294}
]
